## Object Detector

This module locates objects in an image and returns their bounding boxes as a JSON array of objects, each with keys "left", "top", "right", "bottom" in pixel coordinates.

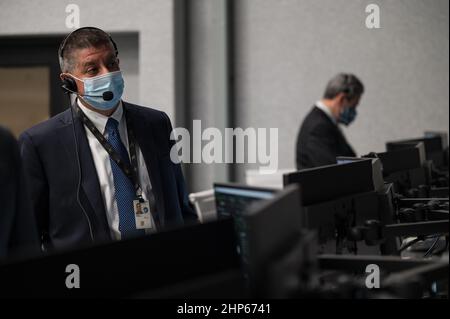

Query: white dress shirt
[{"left": 77, "top": 99, "right": 155, "bottom": 240}]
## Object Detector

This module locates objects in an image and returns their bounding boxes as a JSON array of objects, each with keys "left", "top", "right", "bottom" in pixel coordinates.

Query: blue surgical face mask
[
  {"left": 71, "top": 70, "right": 124, "bottom": 110},
  {"left": 338, "top": 106, "right": 357, "bottom": 126}
]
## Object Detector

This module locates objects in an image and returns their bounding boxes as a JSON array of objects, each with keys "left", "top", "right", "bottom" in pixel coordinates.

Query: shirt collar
[
  {"left": 77, "top": 99, "right": 123, "bottom": 134},
  {"left": 315, "top": 100, "right": 337, "bottom": 125}
]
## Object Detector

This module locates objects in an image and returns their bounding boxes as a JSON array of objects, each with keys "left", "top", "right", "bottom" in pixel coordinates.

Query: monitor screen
[
  {"left": 336, "top": 157, "right": 363, "bottom": 165},
  {"left": 337, "top": 159, "right": 355, "bottom": 165},
  {"left": 214, "top": 183, "right": 276, "bottom": 219}
]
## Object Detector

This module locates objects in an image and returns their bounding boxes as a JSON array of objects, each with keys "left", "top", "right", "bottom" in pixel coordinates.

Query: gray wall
[
  {"left": 113, "top": 33, "right": 139, "bottom": 104},
  {"left": 233, "top": 0, "right": 449, "bottom": 181},
  {"left": 184, "top": 0, "right": 231, "bottom": 192}
]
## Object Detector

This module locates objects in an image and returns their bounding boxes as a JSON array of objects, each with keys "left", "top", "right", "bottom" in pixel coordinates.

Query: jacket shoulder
[
  {"left": 301, "top": 106, "right": 330, "bottom": 129},
  {"left": 124, "top": 102, "right": 165, "bottom": 116},
  {"left": 123, "top": 102, "right": 171, "bottom": 125},
  {"left": 19, "top": 110, "right": 71, "bottom": 143}
]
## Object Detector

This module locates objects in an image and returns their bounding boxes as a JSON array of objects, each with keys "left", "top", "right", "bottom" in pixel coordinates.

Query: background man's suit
[
  {"left": 296, "top": 106, "right": 356, "bottom": 169},
  {"left": 19, "top": 102, "right": 196, "bottom": 251}
]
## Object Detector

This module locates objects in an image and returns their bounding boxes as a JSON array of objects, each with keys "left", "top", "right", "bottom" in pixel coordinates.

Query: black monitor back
[
  {"left": 238, "top": 184, "right": 304, "bottom": 296},
  {"left": 284, "top": 160, "right": 395, "bottom": 255},
  {"left": 387, "top": 134, "right": 448, "bottom": 168},
  {"left": 377, "top": 142, "right": 426, "bottom": 176},
  {"left": 0, "top": 219, "right": 242, "bottom": 298},
  {"left": 283, "top": 159, "right": 384, "bottom": 206}
]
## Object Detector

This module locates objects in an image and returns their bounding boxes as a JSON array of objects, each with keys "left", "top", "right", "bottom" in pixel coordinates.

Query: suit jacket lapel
[
  {"left": 124, "top": 103, "right": 166, "bottom": 224},
  {"left": 59, "top": 108, "right": 110, "bottom": 238}
]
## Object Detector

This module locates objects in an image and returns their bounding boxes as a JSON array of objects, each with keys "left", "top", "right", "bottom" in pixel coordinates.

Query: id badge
[{"left": 133, "top": 199, "right": 153, "bottom": 229}]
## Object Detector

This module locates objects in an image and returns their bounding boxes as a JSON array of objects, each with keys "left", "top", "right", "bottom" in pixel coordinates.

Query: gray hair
[
  {"left": 323, "top": 73, "right": 364, "bottom": 100},
  {"left": 58, "top": 27, "right": 116, "bottom": 73}
]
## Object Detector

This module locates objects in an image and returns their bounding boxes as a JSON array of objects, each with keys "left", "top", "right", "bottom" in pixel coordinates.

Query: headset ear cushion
[{"left": 63, "top": 77, "right": 77, "bottom": 92}]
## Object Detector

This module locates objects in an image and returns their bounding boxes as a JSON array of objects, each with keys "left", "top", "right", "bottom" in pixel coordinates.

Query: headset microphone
[{"left": 102, "top": 91, "right": 114, "bottom": 101}]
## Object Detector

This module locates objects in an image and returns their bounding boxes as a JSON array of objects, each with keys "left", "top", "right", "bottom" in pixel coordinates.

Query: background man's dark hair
[
  {"left": 323, "top": 73, "right": 364, "bottom": 100},
  {"left": 58, "top": 27, "right": 117, "bottom": 72}
]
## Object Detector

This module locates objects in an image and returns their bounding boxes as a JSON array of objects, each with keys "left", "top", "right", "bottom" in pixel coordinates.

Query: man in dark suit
[
  {"left": 296, "top": 73, "right": 364, "bottom": 169},
  {"left": 0, "top": 126, "right": 40, "bottom": 260},
  {"left": 19, "top": 27, "right": 196, "bottom": 252}
]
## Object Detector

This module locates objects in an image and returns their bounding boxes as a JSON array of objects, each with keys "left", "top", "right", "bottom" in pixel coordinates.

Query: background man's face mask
[
  {"left": 338, "top": 106, "right": 357, "bottom": 126},
  {"left": 72, "top": 70, "right": 124, "bottom": 110}
]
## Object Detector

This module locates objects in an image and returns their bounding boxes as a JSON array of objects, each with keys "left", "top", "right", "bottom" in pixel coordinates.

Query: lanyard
[{"left": 74, "top": 103, "right": 143, "bottom": 199}]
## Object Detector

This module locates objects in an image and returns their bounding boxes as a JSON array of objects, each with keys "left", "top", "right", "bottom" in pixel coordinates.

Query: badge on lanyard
[{"left": 133, "top": 199, "right": 153, "bottom": 230}]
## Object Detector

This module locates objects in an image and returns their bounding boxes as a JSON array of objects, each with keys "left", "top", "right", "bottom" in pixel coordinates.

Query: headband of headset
[{"left": 58, "top": 26, "right": 119, "bottom": 61}]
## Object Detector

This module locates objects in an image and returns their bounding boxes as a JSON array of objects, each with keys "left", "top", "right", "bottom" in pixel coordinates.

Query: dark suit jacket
[
  {"left": 296, "top": 106, "right": 356, "bottom": 169},
  {"left": 19, "top": 102, "right": 196, "bottom": 251},
  {"left": 0, "top": 126, "right": 40, "bottom": 260}
]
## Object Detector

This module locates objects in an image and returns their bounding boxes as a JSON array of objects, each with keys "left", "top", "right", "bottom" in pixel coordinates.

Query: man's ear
[
  {"left": 336, "top": 92, "right": 347, "bottom": 106},
  {"left": 60, "top": 73, "right": 66, "bottom": 81}
]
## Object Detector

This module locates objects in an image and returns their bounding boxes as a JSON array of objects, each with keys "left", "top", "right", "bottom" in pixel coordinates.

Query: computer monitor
[
  {"left": 364, "top": 142, "right": 431, "bottom": 197},
  {"left": 377, "top": 142, "right": 427, "bottom": 176},
  {"left": 233, "top": 184, "right": 307, "bottom": 297},
  {"left": 283, "top": 158, "right": 384, "bottom": 206},
  {"left": 283, "top": 159, "right": 393, "bottom": 255},
  {"left": 0, "top": 218, "right": 244, "bottom": 298},
  {"left": 214, "top": 183, "right": 277, "bottom": 219},
  {"left": 387, "top": 132, "right": 448, "bottom": 169}
]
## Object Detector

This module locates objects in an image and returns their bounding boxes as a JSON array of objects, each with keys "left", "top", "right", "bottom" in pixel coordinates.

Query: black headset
[
  {"left": 59, "top": 26, "right": 119, "bottom": 93},
  {"left": 342, "top": 74, "right": 355, "bottom": 98}
]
